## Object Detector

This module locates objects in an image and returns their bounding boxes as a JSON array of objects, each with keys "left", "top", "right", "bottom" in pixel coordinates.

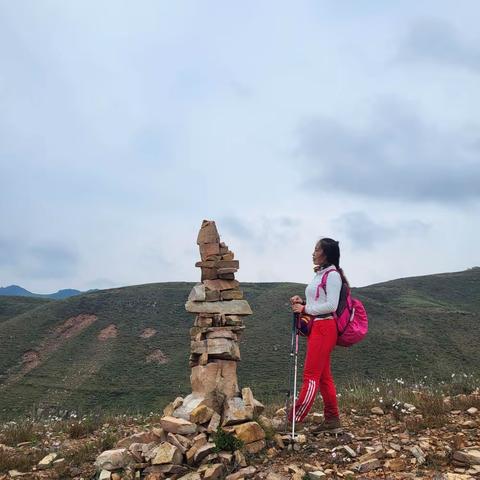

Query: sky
[{"left": 1, "top": 1, "right": 479, "bottom": 293}]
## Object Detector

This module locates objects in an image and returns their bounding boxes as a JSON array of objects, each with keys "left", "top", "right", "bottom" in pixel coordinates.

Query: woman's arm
[{"left": 304, "top": 271, "right": 342, "bottom": 316}]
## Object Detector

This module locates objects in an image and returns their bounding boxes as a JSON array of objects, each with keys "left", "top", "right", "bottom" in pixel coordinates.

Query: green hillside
[
  {"left": 0, "top": 268, "right": 478, "bottom": 420},
  {"left": 0, "top": 296, "right": 52, "bottom": 324}
]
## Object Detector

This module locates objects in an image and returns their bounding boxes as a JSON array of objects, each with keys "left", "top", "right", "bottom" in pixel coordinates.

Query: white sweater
[{"left": 304, "top": 265, "right": 342, "bottom": 316}]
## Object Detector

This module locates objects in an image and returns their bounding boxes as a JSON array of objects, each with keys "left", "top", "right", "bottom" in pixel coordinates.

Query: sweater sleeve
[{"left": 304, "top": 271, "right": 342, "bottom": 316}]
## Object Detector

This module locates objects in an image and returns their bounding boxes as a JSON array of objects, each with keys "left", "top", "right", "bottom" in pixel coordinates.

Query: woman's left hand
[{"left": 292, "top": 303, "right": 305, "bottom": 313}]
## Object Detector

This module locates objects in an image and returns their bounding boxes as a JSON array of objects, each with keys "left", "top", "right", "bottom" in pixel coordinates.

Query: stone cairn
[{"left": 95, "top": 220, "right": 266, "bottom": 480}]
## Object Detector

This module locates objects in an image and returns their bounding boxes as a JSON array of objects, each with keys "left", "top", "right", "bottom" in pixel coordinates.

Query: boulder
[
  {"left": 185, "top": 300, "right": 252, "bottom": 315},
  {"left": 193, "top": 442, "right": 216, "bottom": 464},
  {"left": 178, "top": 473, "right": 201, "bottom": 480},
  {"left": 191, "top": 362, "right": 239, "bottom": 399},
  {"left": 371, "top": 407, "right": 384, "bottom": 415},
  {"left": 163, "top": 397, "right": 184, "bottom": 417},
  {"left": 37, "top": 453, "right": 58, "bottom": 469},
  {"left": 221, "top": 290, "right": 243, "bottom": 300},
  {"left": 203, "top": 279, "right": 239, "bottom": 291},
  {"left": 244, "top": 439, "right": 266, "bottom": 454},
  {"left": 224, "top": 421, "right": 265, "bottom": 444},
  {"left": 200, "top": 242, "right": 220, "bottom": 260},
  {"left": 117, "top": 431, "right": 162, "bottom": 448},
  {"left": 188, "top": 284, "right": 206, "bottom": 302},
  {"left": 307, "top": 472, "right": 326, "bottom": 480},
  {"left": 192, "top": 433, "right": 207, "bottom": 449},
  {"left": 194, "top": 316, "right": 213, "bottom": 328},
  {"left": 166, "top": 433, "right": 187, "bottom": 454},
  {"left": 151, "top": 442, "right": 183, "bottom": 465},
  {"left": 142, "top": 442, "right": 161, "bottom": 462},
  {"left": 190, "top": 338, "right": 240, "bottom": 360},
  {"left": 223, "top": 397, "right": 254, "bottom": 425},
  {"left": 203, "top": 463, "right": 225, "bottom": 480},
  {"left": 160, "top": 416, "right": 197, "bottom": 435},
  {"left": 206, "top": 330, "right": 237, "bottom": 340},
  {"left": 410, "top": 445, "right": 426, "bottom": 465},
  {"left": 385, "top": 458, "right": 407, "bottom": 472},
  {"left": 197, "top": 220, "right": 220, "bottom": 245},
  {"left": 226, "top": 466, "right": 256, "bottom": 480},
  {"left": 173, "top": 393, "right": 212, "bottom": 421},
  {"left": 207, "top": 412, "right": 221, "bottom": 433},
  {"left": 99, "top": 470, "right": 111, "bottom": 480},
  {"left": 190, "top": 404, "right": 215, "bottom": 424},
  {"left": 145, "top": 464, "right": 188, "bottom": 476},
  {"left": 241, "top": 387, "right": 255, "bottom": 407},
  {"left": 353, "top": 458, "right": 382, "bottom": 473},
  {"left": 453, "top": 449, "right": 480, "bottom": 465},
  {"left": 95, "top": 449, "right": 133, "bottom": 471}
]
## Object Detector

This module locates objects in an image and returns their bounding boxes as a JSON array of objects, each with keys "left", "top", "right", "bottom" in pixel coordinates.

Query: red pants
[{"left": 288, "top": 319, "right": 339, "bottom": 422}]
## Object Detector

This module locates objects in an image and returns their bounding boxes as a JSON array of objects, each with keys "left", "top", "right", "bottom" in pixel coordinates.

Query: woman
[{"left": 288, "top": 237, "right": 348, "bottom": 431}]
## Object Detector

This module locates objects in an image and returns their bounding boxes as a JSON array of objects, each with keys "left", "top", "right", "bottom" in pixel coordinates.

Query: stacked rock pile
[{"left": 94, "top": 220, "right": 266, "bottom": 480}]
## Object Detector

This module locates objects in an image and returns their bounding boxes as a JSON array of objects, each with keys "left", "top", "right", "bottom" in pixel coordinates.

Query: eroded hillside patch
[
  {"left": 97, "top": 324, "right": 118, "bottom": 341},
  {"left": 140, "top": 328, "right": 156, "bottom": 339},
  {"left": 3, "top": 314, "right": 98, "bottom": 387},
  {"left": 146, "top": 349, "right": 168, "bottom": 364}
]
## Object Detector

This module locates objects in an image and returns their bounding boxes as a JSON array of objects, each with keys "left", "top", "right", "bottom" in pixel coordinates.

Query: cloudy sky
[{"left": 1, "top": 1, "right": 479, "bottom": 293}]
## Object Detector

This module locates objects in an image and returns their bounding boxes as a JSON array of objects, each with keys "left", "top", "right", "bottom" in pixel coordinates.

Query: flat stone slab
[{"left": 185, "top": 300, "right": 252, "bottom": 315}]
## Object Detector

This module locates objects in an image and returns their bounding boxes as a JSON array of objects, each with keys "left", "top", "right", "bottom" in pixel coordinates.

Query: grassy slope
[
  {"left": 0, "top": 268, "right": 478, "bottom": 420},
  {"left": 0, "top": 296, "right": 52, "bottom": 324}
]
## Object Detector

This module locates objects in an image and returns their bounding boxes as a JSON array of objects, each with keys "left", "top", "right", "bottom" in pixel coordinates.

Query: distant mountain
[
  {"left": 0, "top": 285, "right": 83, "bottom": 300},
  {"left": 0, "top": 268, "right": 478, "bottom": 420}
]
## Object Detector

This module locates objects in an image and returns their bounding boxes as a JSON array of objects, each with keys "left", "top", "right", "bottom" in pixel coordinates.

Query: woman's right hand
[{"left": 290, "top": 295, "right": 303, "bottom": 305}]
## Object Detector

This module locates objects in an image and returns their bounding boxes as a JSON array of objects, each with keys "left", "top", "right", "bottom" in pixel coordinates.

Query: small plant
[
  {"left": 97, "top": 431, "right": 119, "bottom": 451},
  {"left": 66, "top": 441, "right": 98, "bottom": 466},
  {"left": 0, "top": 421, "right": 40, "bottom": 446},
  {"left": 0, "top": 448, "right": 47, "bottom": 473},
  {"left": 67, "top": 416, "right": 101, "bottom": 439},
  {"left": 212, "top": 426, "right": 244, "bottom": 452}
]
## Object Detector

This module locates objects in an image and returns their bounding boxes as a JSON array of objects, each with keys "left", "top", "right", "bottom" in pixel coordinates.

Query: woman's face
[{"left": 312, "top": 243, "right": 326, "bottom": 265}]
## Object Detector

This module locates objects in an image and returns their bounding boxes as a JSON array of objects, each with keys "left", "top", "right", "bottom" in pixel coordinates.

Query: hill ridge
[{"left": 0, "top": 267, "right": 478, "bottom": 420}]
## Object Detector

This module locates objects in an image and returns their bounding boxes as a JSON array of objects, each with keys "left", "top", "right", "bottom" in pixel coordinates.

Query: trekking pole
[
  {"left": 291, "top": 313, "right": 299, "bottom": 441},
  {"left": 284, "top": 311, "right": 297, "bottom": 433}
]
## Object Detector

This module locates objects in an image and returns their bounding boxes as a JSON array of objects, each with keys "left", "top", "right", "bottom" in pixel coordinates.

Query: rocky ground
[{"left": 0, "top": 391, "right": 479, "bottom": 480}]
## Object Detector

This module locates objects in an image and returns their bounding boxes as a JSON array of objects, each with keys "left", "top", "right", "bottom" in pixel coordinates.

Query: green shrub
[{"left": 212, "top": 426, "right": 244, "bottom": 452}]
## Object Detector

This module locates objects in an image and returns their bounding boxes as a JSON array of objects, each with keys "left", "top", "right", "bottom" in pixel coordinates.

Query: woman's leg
[
  {"left": 319, "top": 359, "right": 339, "bottom": 419},
  {"left": 288, "top": 320, "right": 337, "bottom": 423}
]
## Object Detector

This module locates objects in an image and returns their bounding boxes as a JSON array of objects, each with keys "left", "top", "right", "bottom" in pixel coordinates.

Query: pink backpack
[{"left": 316, "top": 269, "right": 368, "bottom": 347}]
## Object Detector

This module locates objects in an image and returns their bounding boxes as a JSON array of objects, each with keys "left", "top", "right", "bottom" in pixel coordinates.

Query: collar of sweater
[{"left": 314, "top": 263, "right": 336, "bottom": 274}]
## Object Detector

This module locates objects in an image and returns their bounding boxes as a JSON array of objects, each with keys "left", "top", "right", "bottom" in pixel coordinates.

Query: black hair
[{"left": 317, "top": 237, "right": 349, "bottom": 287}]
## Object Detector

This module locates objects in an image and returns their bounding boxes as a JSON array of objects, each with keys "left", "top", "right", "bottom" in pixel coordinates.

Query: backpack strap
[{"left": 315, "top": 267, "right": 337, "bottom": 300}]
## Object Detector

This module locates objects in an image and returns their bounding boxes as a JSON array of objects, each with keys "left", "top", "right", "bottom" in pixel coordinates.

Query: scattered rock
[
  {"left": 371, "top": 407, "right": 384, "bottom": 415},
  {"left": 193, "top": 442, "right": 216, "bottom": 463},
  {"left": 226, "top": 466, "right": 257, "bottom": 480},
  {"left": 410, "top": 445, "right": 426, "bottom": 465},
  {"left": 353, "top": 458, "right": 382, "bottom": 473},
  {"left": 160, "top": 416, "right": 197, "bottom": 435},
  {"left": 385, "top": 457, "right": 407, "bottom": 472},
  {"left": 99, "top": 470, "right": 111, "bottom": 480},
  {"left": 151, "top": 442, "right": 183, "bottom": 465},
  {"left": 203, "top": 463, "right": 225, "bottom": 480},
  {"left": 190, "top": 404, "right": 215, "bottom": 424},
  {"left": 453, "top": 449, "right": 480, "bottom": 466},
  {"left": 37, "top": 452, "right": 59, "bottom": 469},
  {"left": 223, "top": 397, "right": 254, "bottom": 425},
  {"left": 95, "top": 449, "right": 133, "bottom": 471},
  {"left": 224, "top": 421, "right": 265, "bottom": 444},
  {"left": 307, "top": 472, "right": 326, "bottom": 479}
]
